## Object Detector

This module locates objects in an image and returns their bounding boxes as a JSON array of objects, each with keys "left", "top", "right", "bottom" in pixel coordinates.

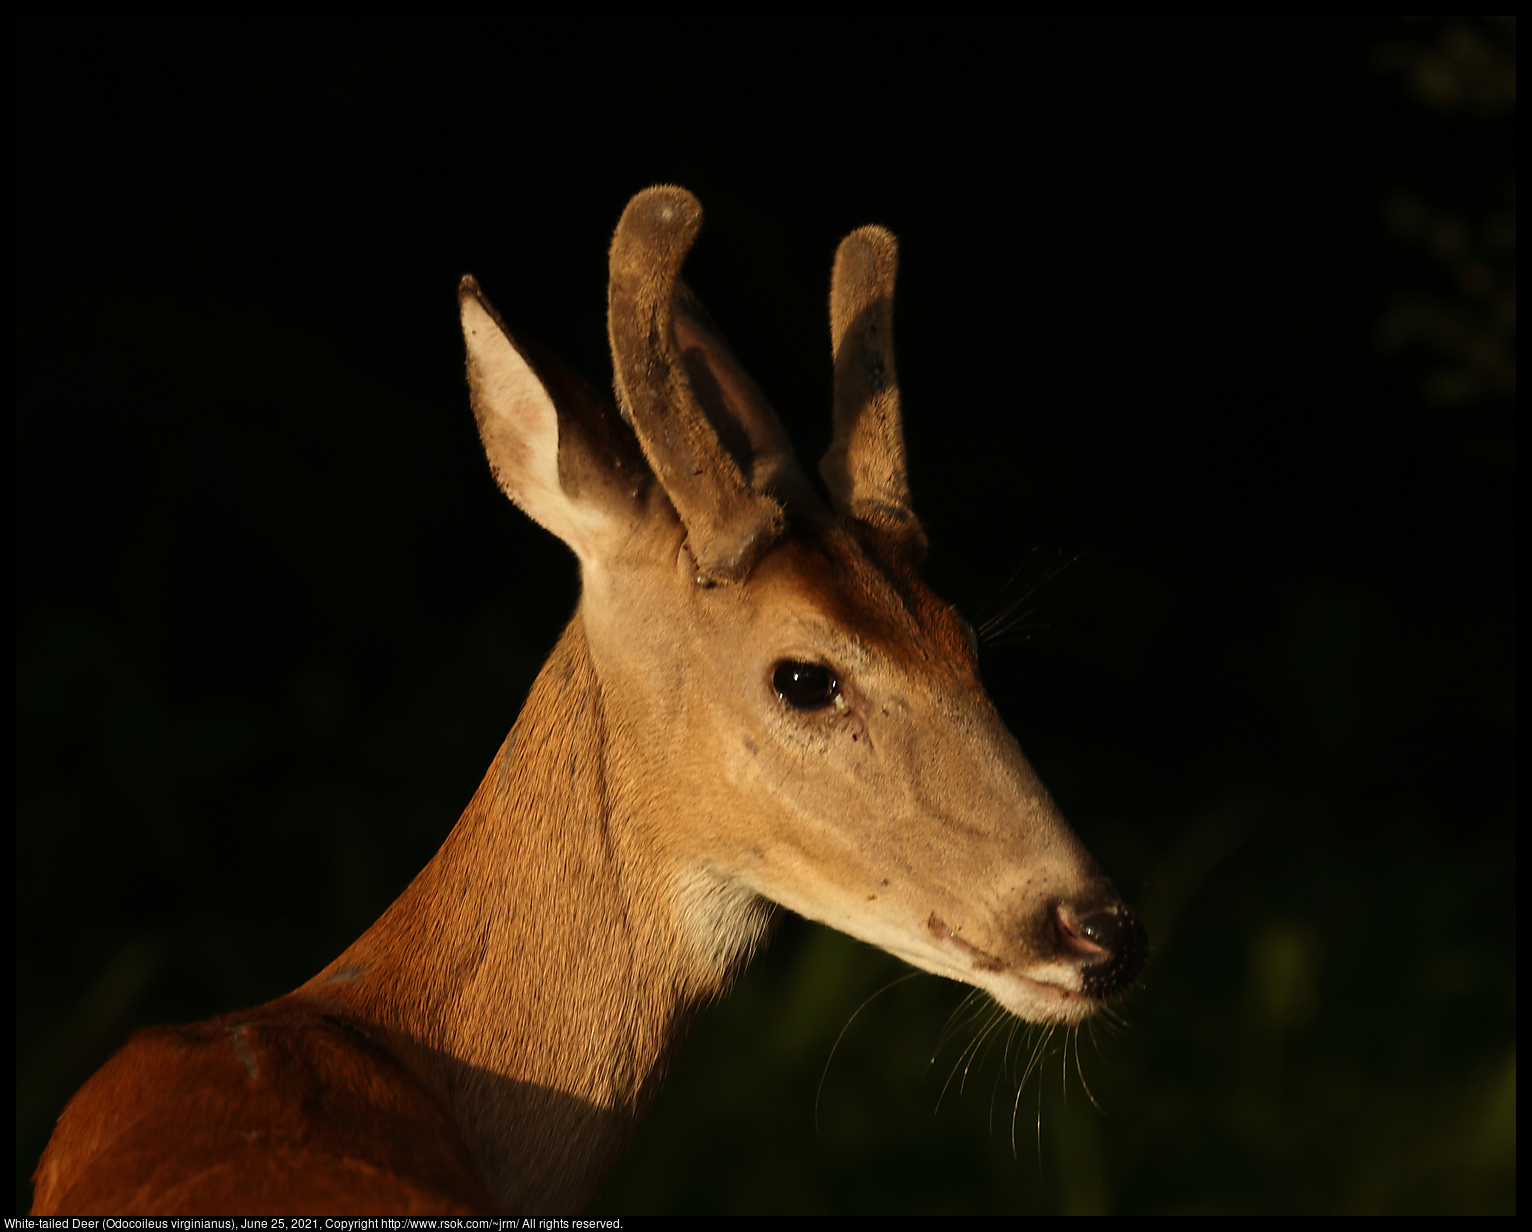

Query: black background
[{"left": 16, "top": 18, "right": 1515, "bottom": 1214}]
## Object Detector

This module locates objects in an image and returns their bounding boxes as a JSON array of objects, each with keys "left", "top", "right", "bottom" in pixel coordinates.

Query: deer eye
[{"left": 772, "top": 661, "right": 840, "bottom": 710}]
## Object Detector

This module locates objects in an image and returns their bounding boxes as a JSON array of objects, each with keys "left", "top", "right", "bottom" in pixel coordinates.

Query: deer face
[{"left": 577, "top": 498, "right": 1141, "bottom": 1027}]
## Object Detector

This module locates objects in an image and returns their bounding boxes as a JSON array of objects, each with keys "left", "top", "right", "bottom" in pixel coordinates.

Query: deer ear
[
  {"left": 822, "top": 225, "right": 926, "bottom": 560},
  {"left": 460, "top": 276, "right": 635, "bottom": 567}
]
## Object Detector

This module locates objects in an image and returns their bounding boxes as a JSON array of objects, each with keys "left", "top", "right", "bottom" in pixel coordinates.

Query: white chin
[{"left": 983, "top": 970, "right": 1101, "bottom": 1026}]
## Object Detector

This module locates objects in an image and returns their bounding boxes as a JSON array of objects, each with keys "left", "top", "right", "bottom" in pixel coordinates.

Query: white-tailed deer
[{"left": 31, "top": 186, "right": 1146, "bottom": 1215}]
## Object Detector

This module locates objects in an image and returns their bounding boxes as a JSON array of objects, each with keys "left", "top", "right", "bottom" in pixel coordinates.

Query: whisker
[
  {"left": 1012, "top": 1023, "right": 1057, "bottom": 1161},
  {"left": 1061, "top": 1027, "right": 1070, "bottom": 1105},
  {"left": 973, "top": 553, "right": 1044, "bottom": 628},
  {"left": 962, "top": 1006, "right": 1012, "bottom": 1096},
  {"left": 1071, "top": 1026, "right": 1104, "bottom": 1114},
  {"left": 974, "top": 550, "right": 1083, "bottom": 649},
  {"left": 1035, "top": 1041, "right": 1048, "bottom": 1171},
  {"left": 815, "top": 970, "right": 923, "bottom": 1135},
  {"left": 936, "top": 1001, "right": 1007, "bottom": 1112},
  {"left": 929, "top": 987, "right": 988, "bottom": 1068},
  {"left": 1016, "top": 1021, "right": 1054, "bottom": 1091},
  {"left": 988, "top": 1018, "right": 1027, "bottom": 1135}
]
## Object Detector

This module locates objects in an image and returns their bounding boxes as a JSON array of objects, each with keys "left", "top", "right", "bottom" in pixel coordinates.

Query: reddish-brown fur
[{"left": 32, "top": 1002, "right": 492, "bottom": 1213}]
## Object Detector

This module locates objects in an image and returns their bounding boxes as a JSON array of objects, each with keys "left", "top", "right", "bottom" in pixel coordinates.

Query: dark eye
[{"left": 772, "top": 661, "right": 840, "bottom": 710}]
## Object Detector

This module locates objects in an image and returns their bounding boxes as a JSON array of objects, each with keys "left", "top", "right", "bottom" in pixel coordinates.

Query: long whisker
[
  {"left": 973, "top": 554, "right": 1043, "bottom": 628},
  {"left": 1012, "top": 1023, "right": 1057, "bottom": 1161},
  {"left": 936, "top": 1001, "right": 1007, "bottom": 1112},
  {"left": 929, "top": 987, "right": 988, "bottom": 1067},
  {"left": 961, "top": 1006, "right": 1012, "bottom": 1097},
  {"left": 1071, "top": 1026, "right": 1104, "bottom": 1113},
  {"left": 989, "top": 1018, "right": 1026, "bottom": 1135},
  {"left": 975, "top": 551, "right": 1082, "bottom": 647},
  {"left": 815, "top": 970, "right": 923, "bottom": 1135},
  {"left": 1060, "top": 1026, "right": 1071, "bottom": 1106},
  {"left": 1035, "top": 1041, "right": 1048, "bottom": 1171},
  {"left": 971, "top": 1004, "right": 1014, "bottom": 1090}
]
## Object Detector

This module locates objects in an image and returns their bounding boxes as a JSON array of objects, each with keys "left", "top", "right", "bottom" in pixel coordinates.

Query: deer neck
[{"left": 298, "top": 614, "right": 764, "bottom": 1211}]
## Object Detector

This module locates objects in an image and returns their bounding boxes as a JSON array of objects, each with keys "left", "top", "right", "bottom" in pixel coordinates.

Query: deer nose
[{"left": 1057, "top": 902, "right": 1149, "bottom": 998}]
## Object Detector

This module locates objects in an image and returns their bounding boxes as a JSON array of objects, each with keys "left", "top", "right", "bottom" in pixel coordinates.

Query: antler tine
[
  {"left": 822, "top": 225, "right": 927, "bottom": 558},
  {"left": 608, "top": 186, "right": 785, "bottom": 584}
]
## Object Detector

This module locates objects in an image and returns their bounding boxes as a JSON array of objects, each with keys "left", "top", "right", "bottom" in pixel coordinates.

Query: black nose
[{"left": 1076, "top": 905, "right": 1149, "bottom": 997}]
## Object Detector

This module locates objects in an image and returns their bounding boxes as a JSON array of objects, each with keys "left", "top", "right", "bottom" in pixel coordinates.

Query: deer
[{"left": 30, "top": 185, "right": 1147, "bottom": 1216}]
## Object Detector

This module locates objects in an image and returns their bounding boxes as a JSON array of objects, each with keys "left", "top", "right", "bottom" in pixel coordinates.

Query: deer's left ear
[{"left": 460, "top": 276, "right": 648, "bottom": 568}]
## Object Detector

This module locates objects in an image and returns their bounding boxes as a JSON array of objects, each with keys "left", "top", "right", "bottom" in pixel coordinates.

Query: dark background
[{"left": 15, "top": 18, "right": 1514, "bottom": 1215}]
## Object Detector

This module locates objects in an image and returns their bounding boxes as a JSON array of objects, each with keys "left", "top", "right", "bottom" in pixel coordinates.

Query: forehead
[{"left": 748, "top": 515, "right": 975, "bottom": 675}]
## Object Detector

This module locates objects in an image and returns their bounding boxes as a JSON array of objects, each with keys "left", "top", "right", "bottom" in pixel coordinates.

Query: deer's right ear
[{"left": 460, "top": 276, "right": 636, "bottom": 568}]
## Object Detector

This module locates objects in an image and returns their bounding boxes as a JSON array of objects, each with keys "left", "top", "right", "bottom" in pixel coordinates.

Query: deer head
[{"left": 458, "top": 186, "right": 1146, "bottom": 1028}]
